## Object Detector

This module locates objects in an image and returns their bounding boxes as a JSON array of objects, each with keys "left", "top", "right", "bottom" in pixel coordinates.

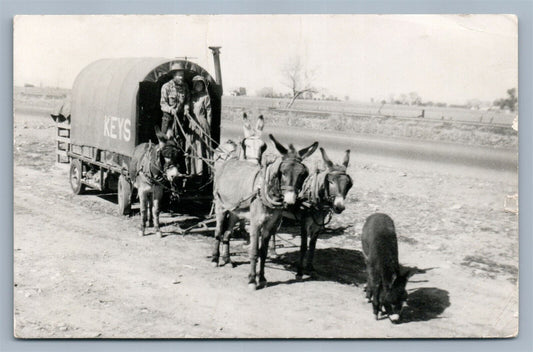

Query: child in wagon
[{"left": 188, "top": 75, "right": 213, "bottom": 178}]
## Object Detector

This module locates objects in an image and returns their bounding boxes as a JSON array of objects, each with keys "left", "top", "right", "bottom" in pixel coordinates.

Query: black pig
[{"left": 362, "top": 213, "right": 409, "bottom": 323}]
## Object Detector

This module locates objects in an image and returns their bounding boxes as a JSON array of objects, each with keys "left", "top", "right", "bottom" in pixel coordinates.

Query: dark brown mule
[
  {"left": 129, "top": 130, "right": 182, "bottom": 237},
  {"left": 287, "top": 147, "right": 353, "bottom": 279},
  {"left": 213, "top": 135, "right": 318, "bottom": 289}
]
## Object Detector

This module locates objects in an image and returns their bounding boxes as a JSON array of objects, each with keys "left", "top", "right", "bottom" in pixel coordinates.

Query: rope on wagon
[{"left": 170, "top": 112, "right": 217, "bottom": 171}]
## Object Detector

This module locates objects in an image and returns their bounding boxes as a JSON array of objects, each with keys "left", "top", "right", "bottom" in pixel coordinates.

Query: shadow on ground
[
  {"left": 272, "top": 247, "right": 367, "bottom": 286},
  {"left": 279, "top": 220, "right": 352, "bottom": 241},
  {"left": 96, "top": 192, "right": 117, "bottom": 203},
  {"left": 401, "top": 287, "right": 450, "bottom": 323}
]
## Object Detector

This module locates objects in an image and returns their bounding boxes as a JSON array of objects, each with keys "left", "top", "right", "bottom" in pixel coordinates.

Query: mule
[
  {"left": 289, "top": 147, "right": 353, "bottom": 279},
  {"left": 129, "top": 130, "right": 182, "bottom": 237},
  {"left": 213, "top": 134, "right": 318, "bottom": 289},
  {"left": 211, "top": 113, "right": 267, "bottom": 265}
]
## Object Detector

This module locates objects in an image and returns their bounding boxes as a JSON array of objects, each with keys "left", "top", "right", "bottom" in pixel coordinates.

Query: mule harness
[
  {"left": 297, "top": 168, "right": 352, "bottom": 227},
  {"left": 216, "top": 156, "right": 304, "bottom": 212},
  {"left": 136, "top": 142, "right": 180, "bottom": 194}
]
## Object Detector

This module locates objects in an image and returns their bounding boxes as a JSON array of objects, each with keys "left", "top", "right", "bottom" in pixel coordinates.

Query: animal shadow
[
  {"left": 320, "top": 225, "right": 353, "bottom": 240},
  {"left": 272, "top": 247, "right": 367, "bottom": 286},
  {"left": 278, "top": 222, "right": 351, "bottom": 240},
  {"left": 401, "top": 287, "right": 450, "bottom": 323},
  {"left": 96, "top": 192, "right": 118, "bottom": 203},
  {"left": 157, "top": 213, "right": 215, "bottom": 235}
]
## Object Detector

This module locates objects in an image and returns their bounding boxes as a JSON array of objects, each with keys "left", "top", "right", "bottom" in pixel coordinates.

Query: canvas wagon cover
[{"left": 70, "top": 58, "right": 219, "bottom": 157}]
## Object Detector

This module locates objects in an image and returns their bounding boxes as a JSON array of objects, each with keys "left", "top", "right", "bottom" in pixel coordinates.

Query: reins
[
  {"left": 171, "top": 112, "right": 217, "bottom": 171},
  {"left": 171, "top": 112, "right": 267, "bottom": 175},
  {"left": 175, "top": 108, "right": 220, "bottom": 160}
]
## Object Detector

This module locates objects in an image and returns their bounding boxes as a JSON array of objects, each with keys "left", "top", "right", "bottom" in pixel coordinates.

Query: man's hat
[{"left": 170, "top": 62, "right": 184, "bottom": 71}]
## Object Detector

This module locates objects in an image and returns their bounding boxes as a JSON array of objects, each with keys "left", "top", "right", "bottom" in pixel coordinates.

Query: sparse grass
[
  {"left": 221, "top": 105, "right": 517, "bottom": 148},
  {"left": 461, "top": 255, "right": 518, "bottom": 280},
  {"left": 398, "top": 235, "right": 418, "bottom": 245}
]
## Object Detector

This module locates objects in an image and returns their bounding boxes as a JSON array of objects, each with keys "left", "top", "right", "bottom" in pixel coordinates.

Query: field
[
  {"left": 14, "top": 86, "right": 518, "bottom": 149},
  {"left": 13, "top": 88, "right": 518, "bottom": 338},
  {"left": 222, "top": 96, "right": 517, "bottom": 149},
  {"left": 223, "top": 95, "right": 515, "bottom": 125}
]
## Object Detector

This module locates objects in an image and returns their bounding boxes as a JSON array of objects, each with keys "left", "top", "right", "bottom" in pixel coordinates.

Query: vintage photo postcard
[{"left": 13, "top": 14, "right": 518, "bottom": 338}]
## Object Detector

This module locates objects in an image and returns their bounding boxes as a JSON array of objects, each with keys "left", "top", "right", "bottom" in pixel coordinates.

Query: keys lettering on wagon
[{"left": 104, "top": 115, "right": 131, "bottom": 142}]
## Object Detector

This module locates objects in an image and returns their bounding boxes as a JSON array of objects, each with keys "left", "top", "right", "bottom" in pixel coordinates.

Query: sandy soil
[{"left": 13, "top": 111, "right": 518, "bottom": 338}]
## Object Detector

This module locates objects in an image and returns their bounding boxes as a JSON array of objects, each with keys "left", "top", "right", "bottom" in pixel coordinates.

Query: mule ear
[
  {"left": 405, "top": 267, "right": 419, "bottom": 279},
  {"left": 343, "top": 150, "right": 350, "bottom": 168},
  {"left": 399, "top": 265, "right": 421, "bottom": 279},
  {"left": 242, "top": 113, "right": 253, "bottom": 138},
  {"left": 298, "top": 141, "right": 319, "bottom": 160},
  {"left": 269, "top": 134, "right": 288, "bottom": 155},
  {"left": 320, "top": 147, "right": 334, "bottom": 168},
  {"left": 255, "top": 115, "right": 265, "bottom": 134}
]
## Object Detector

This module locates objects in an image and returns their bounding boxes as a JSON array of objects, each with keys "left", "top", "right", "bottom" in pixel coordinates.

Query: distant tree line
[
  {"left": 379, "top": 88, "right": 518, "bottom": 112},
  {"left": 376, "top": 92, "right": 450, "bottom": 108},
  {"left": 254, "top": 87, "right": 518, "bottom": 113},
  {"left": 493, "top": 88, "right": 517, "bottom": 112},
  {"left": 256, "top": 87, "right": 341, "bottom": 102}
]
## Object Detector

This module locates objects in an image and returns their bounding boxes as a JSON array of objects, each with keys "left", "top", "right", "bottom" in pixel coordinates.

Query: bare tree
[{"left": 282, "top": 56, "right": 317, "bottom": 108}]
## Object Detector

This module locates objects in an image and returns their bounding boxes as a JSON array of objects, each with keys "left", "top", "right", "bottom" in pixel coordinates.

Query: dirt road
[{"left": 13, "top": 112, "right": 518, "bottom": 338}]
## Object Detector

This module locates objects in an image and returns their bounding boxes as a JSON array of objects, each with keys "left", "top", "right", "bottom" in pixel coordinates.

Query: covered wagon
[{"left": 67, "top": 48, "right": 223, "bottom": 214}]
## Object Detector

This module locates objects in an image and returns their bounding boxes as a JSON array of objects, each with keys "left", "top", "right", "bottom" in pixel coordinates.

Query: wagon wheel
[
  {"left": 69, "top": 159, "right": 85, "bottom": 195},
  {"left": 118, "top": 174, "right": 132, "bottom": 215}
]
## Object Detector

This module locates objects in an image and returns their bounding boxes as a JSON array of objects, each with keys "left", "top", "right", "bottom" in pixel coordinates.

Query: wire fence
[{"left": 222, "top": 96, "right": 515, "bottom": 127}]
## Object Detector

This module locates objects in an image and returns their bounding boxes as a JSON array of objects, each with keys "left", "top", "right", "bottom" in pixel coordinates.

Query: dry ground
[{"left": 13, "top": 109, "right": 518, "bottom": 338}]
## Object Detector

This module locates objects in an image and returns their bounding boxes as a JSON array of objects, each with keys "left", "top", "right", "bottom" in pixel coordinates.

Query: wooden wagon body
[{"left": 63, "top": 51, "right": 223, "bottom": 214}]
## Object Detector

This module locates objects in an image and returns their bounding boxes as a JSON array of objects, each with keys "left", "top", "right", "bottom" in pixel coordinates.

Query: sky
[{"left": 13, "top": 14, "right": 517, "bottom": 104}]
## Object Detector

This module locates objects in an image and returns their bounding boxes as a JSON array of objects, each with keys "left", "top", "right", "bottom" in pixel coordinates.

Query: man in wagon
[{"left": 159, "top": 71, "right": 190, "bottom": 138}]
